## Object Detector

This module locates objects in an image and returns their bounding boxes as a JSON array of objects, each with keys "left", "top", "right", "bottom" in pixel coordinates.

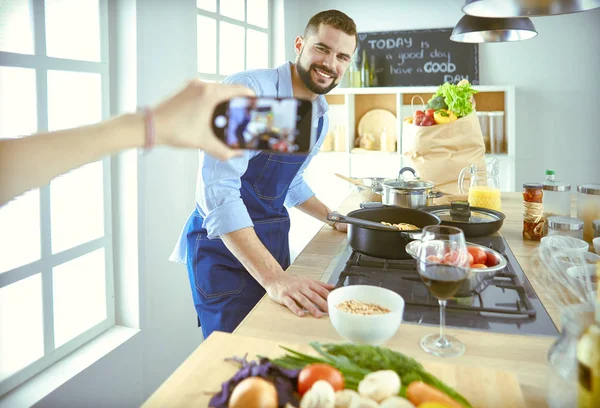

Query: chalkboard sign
[{"left": 357, "top": 28, "right": 479, "bottom": 87}]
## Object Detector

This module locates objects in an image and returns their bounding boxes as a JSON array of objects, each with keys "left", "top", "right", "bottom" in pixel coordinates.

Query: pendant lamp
[
  {"left": 450, "top": 14, "right": 538, "bottom": 42},
  {"left": 462, "top": 0, "right": 600, "bottom": 18}
]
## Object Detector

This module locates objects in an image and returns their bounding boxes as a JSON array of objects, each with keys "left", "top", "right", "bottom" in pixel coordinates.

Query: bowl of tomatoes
[{"left": 405, "top": 241, "right": 507, "bottom": 296}]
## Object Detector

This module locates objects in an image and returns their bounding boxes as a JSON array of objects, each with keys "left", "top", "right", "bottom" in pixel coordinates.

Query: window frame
[
  {"left": 0, "top": 0, "right": 113, "bottom": 395},
  {"left": 196, "top": 0, "right": 272, "bottom": 81}
]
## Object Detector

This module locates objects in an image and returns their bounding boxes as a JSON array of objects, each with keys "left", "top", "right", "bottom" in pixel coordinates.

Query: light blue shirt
[{"left": 169, "top": 62, "right": 329, "bottom": 264}]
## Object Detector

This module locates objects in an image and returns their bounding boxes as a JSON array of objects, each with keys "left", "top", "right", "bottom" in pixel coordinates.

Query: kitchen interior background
[{"left": 2, "top": 1, "right": 598, "bottom": 407}]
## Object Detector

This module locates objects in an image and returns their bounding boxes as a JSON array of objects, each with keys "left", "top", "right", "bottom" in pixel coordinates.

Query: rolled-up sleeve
[
  {"left": 197, "top": 74, "right": 262, "bottom": 239},
  {"left": 284, "top": 114, "right": 329, "bottom": 208}
]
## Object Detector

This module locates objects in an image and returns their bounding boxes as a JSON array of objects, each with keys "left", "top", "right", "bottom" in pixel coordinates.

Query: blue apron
[{"left": 185, "top": 118, "right": 324, "bottom": 339}]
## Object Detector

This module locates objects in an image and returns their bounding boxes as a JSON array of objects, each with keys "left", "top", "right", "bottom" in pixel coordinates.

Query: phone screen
[{"left": 212, "top": 96, "right": 314, "bottom": 154}]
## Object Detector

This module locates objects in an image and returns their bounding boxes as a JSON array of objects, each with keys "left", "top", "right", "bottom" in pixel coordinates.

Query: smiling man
[{"left": 170, "top": 10, "right": 358, "bottom": 339}]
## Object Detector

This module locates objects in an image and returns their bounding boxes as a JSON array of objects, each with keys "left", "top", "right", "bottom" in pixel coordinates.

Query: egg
[{"left": 228, "top": 377, "right": 278, "bottom": 408}]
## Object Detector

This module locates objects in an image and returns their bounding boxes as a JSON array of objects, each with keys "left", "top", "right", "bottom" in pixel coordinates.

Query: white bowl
[
  {"left": 552, "top": 251, "right": 600, "bottom": 274},
  {"left": 566, "top": 264, "right": 598, "bottom": 294},
  {"left": 327, "top": 285, "right": 405, "bottom": 345},
  {"left": 540, "top": 236, "right": 589, "bottom": 252},
  {"left": 594, "top": 237, "right": 600, "bottom": 254}
]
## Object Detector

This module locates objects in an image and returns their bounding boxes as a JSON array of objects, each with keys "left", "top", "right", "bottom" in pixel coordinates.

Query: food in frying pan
[
  {"left": 336, "top": 300, "right": 391, "bottom": 315},
  {"left": 380, "top": 221, "right": 419, "bottom": 231}
]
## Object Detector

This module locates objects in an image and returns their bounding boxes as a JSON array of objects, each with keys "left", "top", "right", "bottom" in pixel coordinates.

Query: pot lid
[
  {"left": 425, "top": 202, "right": 505, "bottom": 224},
  {"left": 382, "top": 180, "right": 434, "bottom": 191}
]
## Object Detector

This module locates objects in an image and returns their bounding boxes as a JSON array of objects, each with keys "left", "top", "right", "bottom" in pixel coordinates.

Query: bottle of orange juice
[{"left": 458, "top": 158, "right": 502, "bottom": 211}]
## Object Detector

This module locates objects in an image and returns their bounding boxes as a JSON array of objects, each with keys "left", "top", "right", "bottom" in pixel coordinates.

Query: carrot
[{"left": 406, "top": 381, "right": 463, "bottom": 408}]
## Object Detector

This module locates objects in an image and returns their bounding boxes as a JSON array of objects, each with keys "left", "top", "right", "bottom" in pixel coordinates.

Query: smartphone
[{"left": 212, "top": 96, "right": 315, "bottom": 154}]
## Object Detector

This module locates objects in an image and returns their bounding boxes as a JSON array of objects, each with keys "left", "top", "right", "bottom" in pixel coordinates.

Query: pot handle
[
  {"left": 326, "top": 212, "right": 400, "bottom": 231},
  {"left": 428, "top": 191, "right": 444, "bottom": 199},
  {"left": 398, "top": 166, "right": 417, "bottom": 180}
]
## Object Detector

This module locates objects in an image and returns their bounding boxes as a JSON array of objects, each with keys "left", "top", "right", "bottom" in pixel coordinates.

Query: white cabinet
[{"left": 318, "top": 85, "right": 516, "bottom": 192}]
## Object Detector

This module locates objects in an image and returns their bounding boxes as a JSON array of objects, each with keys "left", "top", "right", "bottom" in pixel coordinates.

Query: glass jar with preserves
[
  {"left": 523, "top": 183, "right": 544, "bottom": 241},
  {"left": 577, "top": 184, "right": 600, "bottom": 242}
]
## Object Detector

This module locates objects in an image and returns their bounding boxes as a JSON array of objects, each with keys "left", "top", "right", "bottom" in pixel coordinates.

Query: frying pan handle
[
  {"left": 428, "top": 191, "right": 444, "bottom": 199},
  {"left": 326, "top": 212, "right": 399, "bottom": 231}
]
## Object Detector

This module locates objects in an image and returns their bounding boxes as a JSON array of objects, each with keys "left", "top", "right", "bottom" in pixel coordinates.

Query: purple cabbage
[{"left": 208, "top": 355, "right": 300, "bottom": 408}]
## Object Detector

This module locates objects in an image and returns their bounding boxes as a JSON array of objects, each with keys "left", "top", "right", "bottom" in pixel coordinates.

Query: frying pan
[{"left": 327, "top": 207, "right": 441, "bottom": 259}]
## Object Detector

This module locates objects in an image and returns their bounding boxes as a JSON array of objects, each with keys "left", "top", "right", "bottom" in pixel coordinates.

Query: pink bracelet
[{"left": 141, "top": 107, "right": 155, "bottom": 154}]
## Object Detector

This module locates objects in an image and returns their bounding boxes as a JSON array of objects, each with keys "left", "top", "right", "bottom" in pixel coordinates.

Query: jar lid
[
  {"left": 594, "top": 220, "right": 600, "bottom": 232},
  {"left": 548, "top": 216, "right": 584, "bottom": 231},
  {"left": 543, "top": 183, "right": 571, "bottom": 192},
  {"left": 523, "top": 183, "right": 542, "bottom": 189},
  {"left": 577, "top": 184, "right": 600, "bottom": 195}
]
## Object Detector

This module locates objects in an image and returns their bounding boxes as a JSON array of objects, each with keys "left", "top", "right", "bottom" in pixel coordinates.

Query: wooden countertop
[{"left": 146, "top": 192, "right": 574, "bottom": 408}]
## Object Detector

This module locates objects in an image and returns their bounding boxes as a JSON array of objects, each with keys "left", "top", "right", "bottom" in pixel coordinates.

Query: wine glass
[{"left": 416, "top": 225, "right": 471, "bottom": 357}]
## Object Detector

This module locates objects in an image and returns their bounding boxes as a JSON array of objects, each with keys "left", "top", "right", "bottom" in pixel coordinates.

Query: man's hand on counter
[
  {"left": 220, "top": 226, "right": 334, "bottom": 319},
  {"left": 263, "top": 274, "right": 334, "bottom": 318}
]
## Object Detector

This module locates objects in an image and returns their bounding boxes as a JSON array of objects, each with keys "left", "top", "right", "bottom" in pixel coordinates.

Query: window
[
  {"left": 0, "top": 0, "right": 112, "bottom": 395},
  {"left": 197, "top": 0, "right": 271, "bottom": 81}
]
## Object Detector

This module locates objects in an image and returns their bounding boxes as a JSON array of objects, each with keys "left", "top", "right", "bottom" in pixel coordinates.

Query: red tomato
[
  {"left": 467, "top": 247, "right": 487, "bottom": 265},
  {"left": 470, "top": 263, "right": 488, "bottom": 269},
  {"left": 485, "top": 255, "right": 499, "bottom": 267},
  {"left": 425, "top": 108, "right": 435, "bottom": 117},
  {"left": 426, "top": 255, "right": 442, "bottom": 263},
  {"left": 297, "top": 363, "right": 344, "bottom": 395},
  {"left": 443, "top": 252, "right": 460, "bottom": 265},
  {"left": 467, "top": 253, "right": 474, "bottom": 266}
]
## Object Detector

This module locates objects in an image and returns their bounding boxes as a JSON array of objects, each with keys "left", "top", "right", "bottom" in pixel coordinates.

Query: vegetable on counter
[
  {"left": 209, "top": 355, "right": 300, "bottom": 408},
  {"left": 270, "top": 343, "right": 472, "bottom": 408},
  {"left": 299, "top": 380, "right": 335, "bottom": 408},
  {"left": 358, "top": 370, "right": 401, "bottom": 402},
  {"left": 228, "top": 377, "right": 278, "bottom": 408},
  {"left": 406, "top": 381, "right": 463, "bottom": 408},
  {"left": 297, "top": 363, "right": 344, "bottom": 395}
]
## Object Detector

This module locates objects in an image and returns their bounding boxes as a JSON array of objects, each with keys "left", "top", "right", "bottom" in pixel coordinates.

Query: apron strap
[{"left": 317, "top": 116, "right": 324, "bottom": 141}]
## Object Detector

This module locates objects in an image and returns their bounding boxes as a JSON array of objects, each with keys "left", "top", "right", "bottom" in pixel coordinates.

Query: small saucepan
[{"left": 373, "top": 167, "right": 443, "bottom": 209}]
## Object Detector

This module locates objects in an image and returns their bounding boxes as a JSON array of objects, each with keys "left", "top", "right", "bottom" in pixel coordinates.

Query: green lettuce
[{"left": 432, "top": 82, "right": 478, "bottom": 118}]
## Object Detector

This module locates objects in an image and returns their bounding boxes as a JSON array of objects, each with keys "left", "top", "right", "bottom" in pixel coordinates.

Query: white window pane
[
  {"left": 0, "top": 274, "right": 44, "bottom": 380},
  {"left": 220, "top": 0, "right": 244, "bottom": 21},
  {"left": 0, "top": 190, "right": 41, "bottom": 273},
  {"left": 45, "top": 0, "right": 100, "bottom": 62},
  {"left": 50, "top": 162, "right": 104, "bottom": 253},
  {"left": 0, "top": 0, "right": 34, "bottom": 54},
  {"left": 196, "top": 0, "right": 216, "bottom": 12},
  {"left": 0, "top": 66, "right": 37, "bottom": 139},
  {"left": 219, "top": 22, "right": 244, "bottom": 76},
  {"left": 197, "top": 15, "right": 216, "bottom": 74},
  {"left": 53, "top": 249, "right": 106, "bottom": 347},
  {"left": 47, "top": 70, "right": 102, "bottom": 132},
  {"left": 246, "top": 29, "right": 268, "bottom": 70},
  {"left": 247, "top": 0, "right": 268, "bottom": 28}
]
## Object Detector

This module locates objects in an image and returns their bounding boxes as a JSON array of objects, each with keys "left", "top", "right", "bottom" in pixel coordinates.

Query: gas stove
[{"left": 327, "top": 235, "right": 558, "bottom": 337}]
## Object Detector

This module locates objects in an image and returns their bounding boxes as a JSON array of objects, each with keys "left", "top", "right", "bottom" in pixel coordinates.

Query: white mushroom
[
  {"left": 300, "top": 380, "right": 335, "bottom": 408},
  {"left": 335, "top": 389, "right": 361, "bottom": 408},
  {"left": 379, "top": 396, "right": 416, "bottom": 408},
  {"left": 357, "top": 370, "right": 401, "bottom": 403}
]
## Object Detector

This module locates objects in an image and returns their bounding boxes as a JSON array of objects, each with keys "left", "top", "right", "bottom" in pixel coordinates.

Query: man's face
[{"left": 295, "top": 24, "right": 356, "bottom": 95}]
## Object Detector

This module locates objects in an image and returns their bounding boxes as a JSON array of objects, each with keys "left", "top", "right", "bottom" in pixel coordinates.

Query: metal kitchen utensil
[
  {"left": 405, "top": 240, "right": 507, "bottom": 296},
  {"left": 327, "top": 212, "right": 401, "bottom": 232},
  {"left": 377, "top": 167, "right": 443, "bottom": 209},
  {"left": 340, "top": 206, "right": 441, "bottom": 260}
]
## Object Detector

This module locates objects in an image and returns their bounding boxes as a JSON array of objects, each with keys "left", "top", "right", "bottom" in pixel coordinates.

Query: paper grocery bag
[{"left": 402, "top": 112, "right": 485, "bottom": 195}]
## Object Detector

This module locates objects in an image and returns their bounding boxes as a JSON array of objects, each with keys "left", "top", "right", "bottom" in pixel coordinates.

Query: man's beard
[{"left": 296, "top": 53, "right": 339, "bottom": 95}]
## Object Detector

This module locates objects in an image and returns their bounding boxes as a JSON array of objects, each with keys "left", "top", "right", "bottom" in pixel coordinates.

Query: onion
[{"left": 228, "top": 377, "right": 278, "bottom": 408}]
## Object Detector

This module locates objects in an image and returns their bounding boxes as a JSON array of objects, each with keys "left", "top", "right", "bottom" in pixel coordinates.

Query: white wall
[{"left": 280, "top": 0, "right": 600, "bottom": 189}]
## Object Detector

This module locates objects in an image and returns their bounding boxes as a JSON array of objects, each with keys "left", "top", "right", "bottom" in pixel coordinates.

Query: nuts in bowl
[{"left": 327, "top": 285, "right": 405, "bottom": 345}]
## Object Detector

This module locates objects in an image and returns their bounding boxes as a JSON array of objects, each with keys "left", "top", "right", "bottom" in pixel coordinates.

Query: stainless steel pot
[{"left": 374, "top": 167, "right": 442, "bottom": 209}]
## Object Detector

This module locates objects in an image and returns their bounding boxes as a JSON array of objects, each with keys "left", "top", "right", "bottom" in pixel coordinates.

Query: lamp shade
[
  {"left": 450, "top": 15, "right": 538, "bottom": 43},
  {"left": 462, "top": 0, "right": 600, "bottom": 18}
]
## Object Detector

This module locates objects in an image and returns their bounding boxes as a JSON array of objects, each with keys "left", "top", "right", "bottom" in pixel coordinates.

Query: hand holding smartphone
[{"left": 212, "top": 96, "right": 315, "bottom": 154}]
